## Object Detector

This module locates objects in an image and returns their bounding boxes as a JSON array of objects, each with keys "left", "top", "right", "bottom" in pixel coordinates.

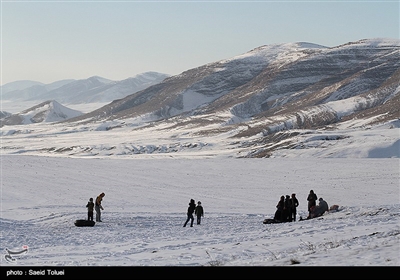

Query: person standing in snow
[
  {"left": 183, "top": 199, "right": 196, "bottom": 227},
  {"left": 95, "top": 192, "right": 105, "bottom": 222},
  {"left": 284, "top": 195, "right": 292, "bottom": 222},
  {"left": 274, "top": 195, "right": 285, "bottom": 222},
  {"left": 195, "top": 201, "right": 204, "bottom": 225},
  {"left": 291, "top": 193, "right": 299, "bottom": 221},
  {"left": 86, "top": 197, "right": 94, "bottom": 221},
  {"left": 307, "top": 190, "right": 317, "bottom": 219}
]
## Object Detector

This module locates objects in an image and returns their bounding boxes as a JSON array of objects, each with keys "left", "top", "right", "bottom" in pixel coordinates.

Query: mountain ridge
[
  {"left": 0, "top": 71, "right": 170, "bottom": 106},
  {"left": 1, "top": 38, "right": 399, "bottom": 158},
  {"left": 0, "top": 100, "right": 82, "bottom": 126},
  {"left": 66, "top": 38, "right": 399, "bottom": 127}
]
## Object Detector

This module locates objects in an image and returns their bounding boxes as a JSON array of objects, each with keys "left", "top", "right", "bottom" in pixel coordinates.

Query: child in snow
[
  {"left": 86, "top": 198, "right": 94, "bottom": 221},
  {"left": 195, "top": 201, "right": 204, "bottom": 225}
]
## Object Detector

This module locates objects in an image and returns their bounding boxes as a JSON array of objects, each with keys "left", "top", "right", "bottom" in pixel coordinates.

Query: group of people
[
  {"left": 85, "top": 193, "right": 207, "bottom": 227},
  {"left": 274, "top": 193, "right": 299, "bottom": 222},
  {"left": 183, "top": 199, "right": 204, "bottom": 227},
  {"left": 274, "top": 190, "right": 329, "bottom": 222},
  {"left": 83, "top": 191, "right": 328, "bottom": 226},
  {"left": 86, "top": 192, "right": 105, "bottom": 222}
]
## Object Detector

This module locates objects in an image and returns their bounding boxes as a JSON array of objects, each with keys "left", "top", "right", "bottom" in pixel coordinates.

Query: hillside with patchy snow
[
  {"left": 0, "top": 39, "right": 398, "bottom": 158},
  {"left": 0, "top": 100, "right": 82, "bottom": 126},
  {"left": 67, "top": 38, "right": 399, "bottom": 127}
]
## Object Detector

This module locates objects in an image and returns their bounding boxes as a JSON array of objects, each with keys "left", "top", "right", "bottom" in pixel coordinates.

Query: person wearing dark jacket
[
  {"left": 195, "top": 201, "right": 204, "bottom": 225},
  {"left": 274, "top": 196, "right": 285, "bottom": 222},
  {"left": 291, "top": 193, "right": 299, "bottom": 221},
  {"left": 86, "top": 198, "right": 94, "bottom": 221},
  {"left": 284, "top": 195, "right": 292, "bottom": 222},
  {"left": 307, "top": 190, "right": 317, "bottom": 219},
  {"left": 183, "top": 199, "right": 196, "bottom": 227}
]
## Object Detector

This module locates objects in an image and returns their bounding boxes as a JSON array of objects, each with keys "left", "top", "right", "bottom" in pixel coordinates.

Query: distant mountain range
[
  {"left": 1, "top": 38, "right": 399, "bottom": 158},
  {"left": 1, "top": 71, "right": 169, "bottom": 105},
  {"left": 0, "top": 71, "right": 169, "bottom": 125}
]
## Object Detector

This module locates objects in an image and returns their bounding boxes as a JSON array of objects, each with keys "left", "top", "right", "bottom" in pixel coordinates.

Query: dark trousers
[
  {"left": 292, "top": 209, "right": 297, "bottom": 221},
  {"left": 281, "top": 209, "right": 289, "bottom": 222},
  {"left": 88, "top": 211, "right": 93, "bottom": 221},
  {"left": 308, "top": 202, "right": 316, "bottom": 218},
  {"left": 287, "top": 209, "right": 293, "bottom": 222},
  {"left": 184, "top": 213, "right": 194, "bottom": 227},
  {"left": 196, "top": 215, "right": 202, "bottom": 225},
  {"left": 274, "top": 209, "right": 282, "bottom": 221},
  {"left": 308, "top": 201, "right": 316, "bottom": 212}
]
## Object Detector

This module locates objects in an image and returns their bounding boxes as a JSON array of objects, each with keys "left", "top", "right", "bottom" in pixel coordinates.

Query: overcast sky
[{"left": 1, "top": 0, "right": 399, "bottom": 85}]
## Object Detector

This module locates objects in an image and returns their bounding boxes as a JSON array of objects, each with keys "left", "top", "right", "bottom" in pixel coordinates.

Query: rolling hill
[{"left": 1, "top": 38, "right": 398, "bottom": 158}]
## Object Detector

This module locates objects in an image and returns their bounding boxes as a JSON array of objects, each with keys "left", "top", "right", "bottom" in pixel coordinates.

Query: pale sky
[{"left": 1, "top": 0, "right": 399, "bottom": 85}]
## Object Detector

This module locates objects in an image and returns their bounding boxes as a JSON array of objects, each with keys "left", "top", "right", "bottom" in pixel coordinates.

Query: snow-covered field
[
  {"left": 1, "top": 103, "right": 399, "bottom": 277},
  {"left": 1, "top": 155, "right": 399, "bottom": 270}
]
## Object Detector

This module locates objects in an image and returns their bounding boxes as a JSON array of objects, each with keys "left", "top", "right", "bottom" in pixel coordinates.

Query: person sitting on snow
[
  {"left": 310, "top": 197, "right": 329, "bottom": 218},
  {"left": 318, "top": 198, "right": 329, "bottom": 214}
]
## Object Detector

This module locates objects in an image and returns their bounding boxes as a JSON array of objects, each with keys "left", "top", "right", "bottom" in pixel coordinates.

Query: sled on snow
[
  {"left": 263, "top": 218, "right": 281, "bottom": 224},
  {"left": 74, "top": 219, "right": 95, "bottom": 227},
  {"left": 329, "top": 204, "right": 339, "bottom": 212}
]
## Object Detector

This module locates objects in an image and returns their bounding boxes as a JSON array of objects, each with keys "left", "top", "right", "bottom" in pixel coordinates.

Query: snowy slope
[
  {"left": 0, "top": 155, "right": 398, "bottom": 267},
  {"left": 0, "top": 40, "right": 399, "bottom": 272},
  {"left": 0, "top": 39, "right": 398, "bottom": 158},
  {"left": 0, "top": 100, "right": 83, "bottom": 126},
  {"left": 59, "top": 38, "right": 398, "bottom": 152}
]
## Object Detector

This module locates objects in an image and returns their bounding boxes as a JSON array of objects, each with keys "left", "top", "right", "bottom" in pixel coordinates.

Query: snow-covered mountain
[
  {"left": 0, "top": 79, "right": 74, "bottom": 101},
  {"left": 0, "top": 100, "right": 83, "bottom": 126},
  {"left": 0, "top": 72, "right": 170, "bottom": 105},
  {"left": 0, "top": 111, "right": 12, "bottom": 119},
  {"left": 0, "top": 80, "right": 44, "bottom": 93},
  {"left": 70, "top": 39, "right": 399, "bottom": 127},
  {"left": 1, "top": 39, "right": 399, "bottom": 158}
]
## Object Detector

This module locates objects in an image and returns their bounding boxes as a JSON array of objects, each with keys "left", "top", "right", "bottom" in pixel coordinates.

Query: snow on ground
[
  {"left": 0, "top": 155, "right": 399, "bottom": 270},
  {"left": 0, "top": 102, "right": 399, "bottom": 278}
]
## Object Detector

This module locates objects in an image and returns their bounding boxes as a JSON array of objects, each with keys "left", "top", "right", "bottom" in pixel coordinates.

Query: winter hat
[{"left": 89, "top": 198, "right": 93, "bottom": 201}]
